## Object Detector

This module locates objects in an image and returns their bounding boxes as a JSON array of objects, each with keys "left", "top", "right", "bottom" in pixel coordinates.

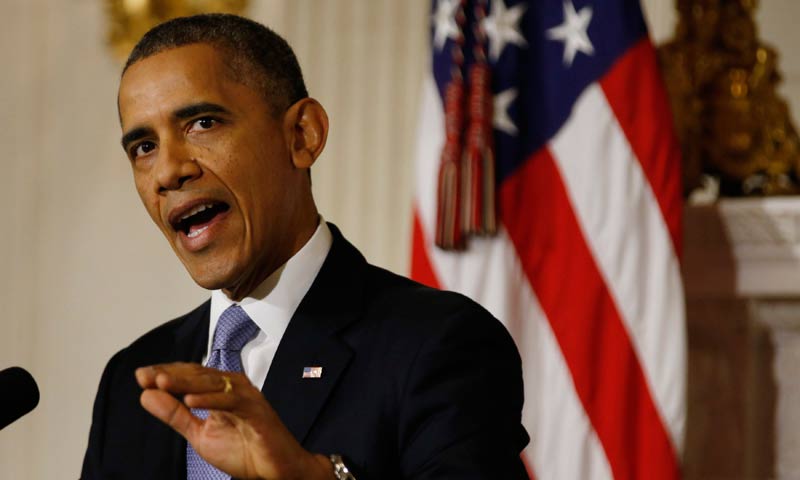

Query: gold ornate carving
[
  {"left": 659, "top": 0, "right": 800, "bottom": 196},
  {"left": 106, "top": 0, "right": 248, "bottom": 61}
]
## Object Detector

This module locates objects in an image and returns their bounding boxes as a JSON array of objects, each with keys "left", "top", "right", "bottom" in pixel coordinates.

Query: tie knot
[{"left": 211, "top": 304, "right": 259, "bottom": 353}]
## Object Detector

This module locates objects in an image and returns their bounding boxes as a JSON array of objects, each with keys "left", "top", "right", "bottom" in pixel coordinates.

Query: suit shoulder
[
  {"left": 130, "top": 305, "right": 197, "bottom": 346},
  {"left": 361, "top": 264, "right": 510, "bottom": 340},
  {"left": 112, "top": 300, "right": 209, "bottom": 367},
  {"left": 364, "top": 264, "right": 484, "bottom": 312}
]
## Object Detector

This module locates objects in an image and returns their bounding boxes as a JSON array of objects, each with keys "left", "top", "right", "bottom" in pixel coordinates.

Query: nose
[{"left": 154, "top": 140, "right": 202, "bottom": 193}]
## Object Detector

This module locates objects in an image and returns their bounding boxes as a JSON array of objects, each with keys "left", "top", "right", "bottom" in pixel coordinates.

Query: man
[{"left": 82, "top": 13, "right": 528, "bottom": 479}]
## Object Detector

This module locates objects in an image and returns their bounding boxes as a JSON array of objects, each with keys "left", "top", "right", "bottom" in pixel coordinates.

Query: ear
[{"left": 283, "top": 98, "right": 329, "bottom": 169}]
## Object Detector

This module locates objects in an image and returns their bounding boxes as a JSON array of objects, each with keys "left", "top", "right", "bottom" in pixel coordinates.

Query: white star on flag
[
  {"left": 546, "top": 0, "right": 595, "bottom": 67},
  {"left": 481, "top": 0, "right": 528, "bottom": 62},
  {"left": 493, "top": 87, "right": 519, "bottom": 136},
  {"left": 432, "top": 0, "right": 461, "bottom": 51}
]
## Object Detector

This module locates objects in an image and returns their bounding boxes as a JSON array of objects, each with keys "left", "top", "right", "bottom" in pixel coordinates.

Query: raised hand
[{"left": 135, "top": 362, "right": 334, "bottom": 480}]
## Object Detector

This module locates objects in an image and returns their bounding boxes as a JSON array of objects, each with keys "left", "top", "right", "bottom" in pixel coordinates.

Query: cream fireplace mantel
[{"left": 683, "top": 197, "right": 800, "bottom": 479}]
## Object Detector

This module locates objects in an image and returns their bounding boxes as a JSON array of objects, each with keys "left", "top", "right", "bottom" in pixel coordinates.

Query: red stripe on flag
[
  {"left": 410, "top": 207, "right": 443, "bottom": 290},
  {"left": 499, "top": 148, "right": 680, "bottom": 480},
  {"left": 600, "top": 39, "right": 683, "bottom": 257},
  {"left": 521, "top": 453, "right": 536, "bottom": 480}
]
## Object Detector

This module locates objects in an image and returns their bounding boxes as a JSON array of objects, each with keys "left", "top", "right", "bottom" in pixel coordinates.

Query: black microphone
[{"left": 0, "top": 367, "right": 39, "bottom": 430}]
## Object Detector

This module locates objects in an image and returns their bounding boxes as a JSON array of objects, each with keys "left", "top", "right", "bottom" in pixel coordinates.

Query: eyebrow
[
  {"left": 173, "top": 102, "right": 230, "bottom": 119},
  {"left": 120, "top": 102, "right": 231, "bottom": 150}
]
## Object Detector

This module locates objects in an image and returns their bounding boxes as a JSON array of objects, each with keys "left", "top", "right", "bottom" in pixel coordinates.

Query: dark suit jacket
[{"left": 81, "top": 225, "right": 529, "bottom": 479}]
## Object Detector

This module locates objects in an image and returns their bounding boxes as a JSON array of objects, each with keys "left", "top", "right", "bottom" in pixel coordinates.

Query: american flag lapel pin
[{"left": 302, "top": 366, "right": 323, "bottom": 379}]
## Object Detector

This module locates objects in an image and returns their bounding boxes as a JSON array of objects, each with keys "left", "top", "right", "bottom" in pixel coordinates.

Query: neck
[{"left": 223, "top": 208, "right": 319, "bottom": 301}]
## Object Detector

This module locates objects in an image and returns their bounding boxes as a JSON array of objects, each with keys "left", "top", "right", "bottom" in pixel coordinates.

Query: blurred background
[{"left": 2, "top": 0, "right": 800, "bottom": 478}]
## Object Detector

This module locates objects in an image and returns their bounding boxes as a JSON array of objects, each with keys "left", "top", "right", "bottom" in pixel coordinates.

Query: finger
[
  {"left": 136, "top": 362, "right": 199, "bottom": 388},
  {"left": 135, "top": 366, "right": 158, "bottom": 388},
  {"left": 154, "top": 370, "right": 227, "bottom": 395},
  {"left": 184, "top": 391, "right": 239, "bottom": 411},
  {"left": 182, "top": 372, "right": 259, "bottom": 409},
  {"left": 140, "top": 389, "right": 201, "bottom": 440},
  {"left": 137, "top": 363, "right": 232, "bottom": 393}
]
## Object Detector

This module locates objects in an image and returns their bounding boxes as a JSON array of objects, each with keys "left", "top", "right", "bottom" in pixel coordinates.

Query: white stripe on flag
[
  {"left": 548, "top": 83, "right": 687, "bottom": 451},
  {"left": 413, "top": 74, "right": 613, "bottom": 480},
  {"left": 509, "top": 236, "right": 614, "bottom": 480}
]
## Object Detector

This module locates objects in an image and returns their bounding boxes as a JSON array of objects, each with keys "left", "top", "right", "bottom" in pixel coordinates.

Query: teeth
[
  {"left": 180, "top": 203, "right": 214, "bottom": 221},
  {"left": 187, "top": 225, "right": 209, "bottom": 238}
]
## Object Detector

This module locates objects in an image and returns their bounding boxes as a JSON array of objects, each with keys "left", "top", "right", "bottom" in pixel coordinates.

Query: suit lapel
[
  {"left": 171, "top": 299, "right": 212, "bottom": 361},
  {"left": 262, "top": 224, "right": 365, "bottom": 443},
  {"left": 142, "top": 301, "right": 210, "bottom": 479}
]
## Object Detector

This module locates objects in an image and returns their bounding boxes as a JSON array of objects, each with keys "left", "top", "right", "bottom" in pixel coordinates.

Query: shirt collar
[{"left": 208, "top": 219, "right": 333, "bottom": 355}]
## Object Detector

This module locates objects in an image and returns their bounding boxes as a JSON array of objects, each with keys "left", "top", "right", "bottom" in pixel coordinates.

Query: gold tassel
[
  {"left": 464, "top": 62, "right": 496, "bottom": 235},
  {"left": 436, "top": 79, "right": 466, "bottom": 250}
]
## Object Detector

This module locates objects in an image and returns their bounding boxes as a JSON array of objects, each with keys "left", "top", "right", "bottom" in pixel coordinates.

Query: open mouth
[{"left": 171, "top": 202, "right": 230, "bottom": 238}]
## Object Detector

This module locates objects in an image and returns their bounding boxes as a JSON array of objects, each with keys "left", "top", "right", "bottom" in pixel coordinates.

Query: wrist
[
  {"left": 258, "top": 452, "right": 332, "bottom": 480},
  {"left": 311, "top": 453, "right": 337, "bottom": 480}
]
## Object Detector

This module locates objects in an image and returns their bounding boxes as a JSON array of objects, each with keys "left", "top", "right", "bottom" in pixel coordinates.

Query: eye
[
  {"left": 131, "top": 141, "right": 156, "bottom": 159},
  {"left": 189, "top": 117, "right": 219, "bottom": 132}
]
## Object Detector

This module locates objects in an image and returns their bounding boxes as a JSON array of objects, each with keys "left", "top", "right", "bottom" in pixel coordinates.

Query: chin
[
  {"left": 183, "top": 262, "right": 240, "bottom": 292},
  {"left": 187, "top": 274, "right": 228, "bottom": 291}
]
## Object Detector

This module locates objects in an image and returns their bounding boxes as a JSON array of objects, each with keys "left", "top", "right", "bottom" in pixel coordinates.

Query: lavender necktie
[{"left": 187, "top": 304, "right": 260, "bottom": 479}]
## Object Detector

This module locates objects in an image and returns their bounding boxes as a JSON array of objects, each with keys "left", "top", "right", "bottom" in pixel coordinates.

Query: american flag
[{"left": 411, "top": 1, "right": 686, "bottom": 478}]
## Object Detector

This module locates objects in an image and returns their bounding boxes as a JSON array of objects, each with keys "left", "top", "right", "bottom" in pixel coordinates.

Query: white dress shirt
[{"left": 203, "top": 219, "right": 333, "bottom": 390}]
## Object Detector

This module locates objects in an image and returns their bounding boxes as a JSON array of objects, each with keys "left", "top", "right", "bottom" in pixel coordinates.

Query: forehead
[{"left": 118, "top": 43, "right": 260, "bottom": 129}]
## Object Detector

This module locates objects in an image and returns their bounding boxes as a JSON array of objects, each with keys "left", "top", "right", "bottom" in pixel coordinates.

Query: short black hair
[{"left": 124, "top": 13, "right": 308, "bottom": 115}]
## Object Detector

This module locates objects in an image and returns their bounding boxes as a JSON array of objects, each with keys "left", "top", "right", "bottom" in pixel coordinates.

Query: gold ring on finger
[{"left": 221, "top": 375, "right": 233, "bottom": 394}]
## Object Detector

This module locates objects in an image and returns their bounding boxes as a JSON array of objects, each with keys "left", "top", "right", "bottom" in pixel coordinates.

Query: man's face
[{"left": 118, "top": 43, "right": 313, "bottom": 298}]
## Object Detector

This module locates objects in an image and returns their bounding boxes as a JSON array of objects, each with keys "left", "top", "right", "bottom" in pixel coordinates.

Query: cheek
[
  {"left": 222, "top": 141, "right": 288, "bottom": 206},
  {"left": 133, "top": 174, "right": 164, "bottom": 226}
]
